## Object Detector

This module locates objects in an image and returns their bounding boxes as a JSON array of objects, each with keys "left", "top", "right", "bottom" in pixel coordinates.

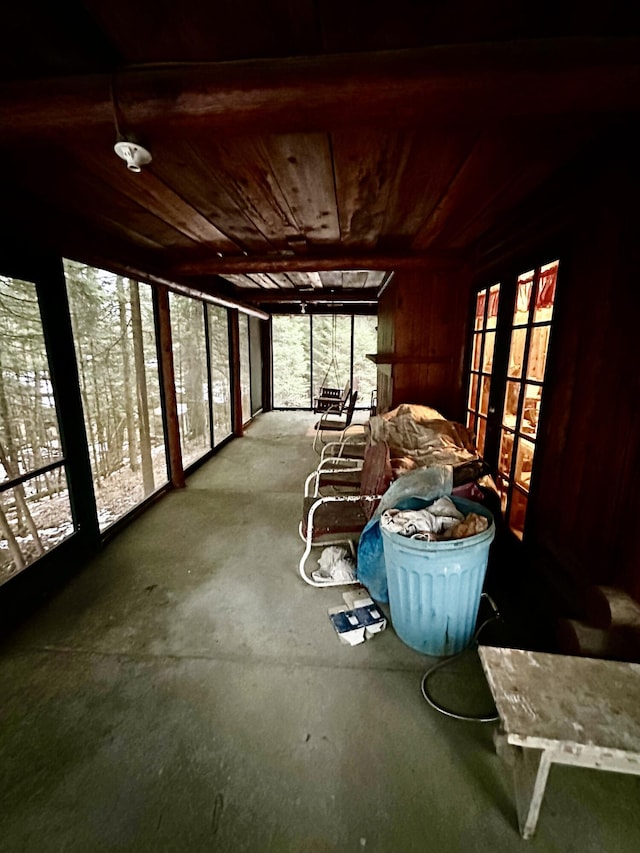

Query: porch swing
[{"left": 312, "top": 315, "right": 350, "bottom": 414}]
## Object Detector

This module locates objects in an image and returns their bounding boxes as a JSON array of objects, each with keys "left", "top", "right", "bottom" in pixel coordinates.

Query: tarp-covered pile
[{"left": 367, "top": 403, "right": 478, "bottom": 477}]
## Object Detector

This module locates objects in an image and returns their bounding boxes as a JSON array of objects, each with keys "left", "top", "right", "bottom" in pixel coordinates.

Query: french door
[{"left": 466, "top": 260, "right": 559, "bottom": 539}]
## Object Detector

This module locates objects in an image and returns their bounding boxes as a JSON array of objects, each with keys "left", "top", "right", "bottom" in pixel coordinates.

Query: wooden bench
[{"left": 479, "top": 646, "right": 640, "bottom": 840}]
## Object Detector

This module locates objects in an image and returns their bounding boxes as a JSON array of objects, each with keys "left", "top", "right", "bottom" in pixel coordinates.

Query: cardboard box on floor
[{"left": 328, "top": 589, "right": 387, "bottom": 645}]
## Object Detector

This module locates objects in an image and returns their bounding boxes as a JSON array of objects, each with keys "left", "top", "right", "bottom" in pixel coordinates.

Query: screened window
[
  {"left": 312, "top": 315, "right": 351, "bottom": 399},
  {"left": 353, "top": 316, "right": 378, "bottom": 410},
  {"left": 271, "top": 313, "right": 377, "bottom": 409},
  {"left": 169, "top": 292, "right": 211, "bottom": 468},
  {"left": 1, "top": 275, "right": 74, "bottom": 582},
  {"left": 65, "top": 261, "right": 168, "bottom": 531},
  {"left": 238, "top": 313, "right": 252, "bottom": 423},
  {"left": 207, "top": 305, "right": 232, "bottom": 445},
  {"left": 272, "top": 316, "right": 311, "bottom": 407}
]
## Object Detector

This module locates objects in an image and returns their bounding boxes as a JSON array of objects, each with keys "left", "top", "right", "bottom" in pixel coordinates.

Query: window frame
[{"left": 466, "top": 259, "right": 560, "bottom": 541}]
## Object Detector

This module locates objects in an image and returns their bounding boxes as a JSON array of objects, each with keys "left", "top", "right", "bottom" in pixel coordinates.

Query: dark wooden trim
[
  {"left": 229, "top": 309, "right": 244, "bottom": 437},
  {"left": 3, "top": 39, "right": 640, "bottom": 136},
  {"left": 37, "top": 256, "right": 101, "bottom": 548},
  {"left": 156, "top": 286, "right": 186, "bottom": 488},
  {"left": 171, "top": 251, "right": 460, "bottom": 276},
  {"left": 242, "top": 288, "right": 378, "bottom": 304},
  {"left": 0, "top": 459, "right": 65, "bottom": 495},
  {"left": 262, "top": 317, "right": 273, "bottom": 413}
]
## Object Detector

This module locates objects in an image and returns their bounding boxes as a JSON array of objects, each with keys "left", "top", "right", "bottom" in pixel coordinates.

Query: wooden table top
[{"left": 479, "top": 646, "right": 640, "bottom": 756}]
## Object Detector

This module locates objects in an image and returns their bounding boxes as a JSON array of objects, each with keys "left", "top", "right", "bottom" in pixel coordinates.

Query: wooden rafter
[{"left": 2, "top": 40, "right": 640, "bottom": 137}]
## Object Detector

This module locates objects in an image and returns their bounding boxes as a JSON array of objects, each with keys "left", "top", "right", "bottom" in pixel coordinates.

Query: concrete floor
[{"left": 0, "top": 412, "right": 639, "bottom": 852}]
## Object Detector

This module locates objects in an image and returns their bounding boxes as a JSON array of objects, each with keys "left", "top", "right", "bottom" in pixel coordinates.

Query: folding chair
[{"left": 299, "top": 441, "right": 392, "bottom": 587}]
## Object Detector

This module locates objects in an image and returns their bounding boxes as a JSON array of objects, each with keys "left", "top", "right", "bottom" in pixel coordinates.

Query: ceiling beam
[
  {"left": 240, "top": 288, "right": 378, "bottom": 304},
  {"left": 169, "top": 250, "right": 460, "bottom": 276},
  {"left": 2, "top": 39, "right": 640, "bottom": 137}
]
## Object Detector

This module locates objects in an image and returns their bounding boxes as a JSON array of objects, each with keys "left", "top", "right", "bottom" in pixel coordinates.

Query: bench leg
[{"left": 511, "top": 746, "right": 552, "bottom": 840}]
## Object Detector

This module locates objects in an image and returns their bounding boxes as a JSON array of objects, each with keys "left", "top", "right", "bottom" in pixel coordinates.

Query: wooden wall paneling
[
  {"left": 150, "top": 138, "right": 276, "bottom": 254},
  {"left": 374, "top": 266, "right": 470, "bottom": 416},
  {"left": 344, "top": 272, "right": 369, "bottom": 289},
  {"left": 364, "top": 271, "right": 386, "bottom": 290},
  {"left": 2, "top": 2, "right": 118, "bottom": 79},
  {"left": 84, "top": 0, "right": 302, "bottom": 64},
  {"left": 0, "top": 138, "right": 200, "bottom": 253},
  {"left": 601, "top": 194, "right": 640, "bottom": 595},
  {"left": 319, "top": 272, "right": 344, "bottom": 288},
  {"left": 184, "top": 136, "right": 306, "bottom": 250},
  {"left": 250, "top": 273, "right": 282, "bottom": 289},
  {"left": 503, "top": 164, "right": 640, "bottom": 606},
  {"left": 412, "top": 122, "right": 592, "bottom": 251},
  {"left": 331, "top": 130, "right": 413, "bottom": 248},
  {"left": 284, "top": 272, "right": 323, "bottom": 289},
  {"left": 219, "top": 274, "right": 263, "bottom": 289},
  {"left": 73, "top": 146, "right": 242, "bottom": 254},
  {"left": 378, "top": 131, "right": 476, "bottom": 249},
  {"left": 259, "top": 133, "right": 340, "bottom": 246},
  {"left": 531, "top": 211, "right": 619, "bottom": 587}
]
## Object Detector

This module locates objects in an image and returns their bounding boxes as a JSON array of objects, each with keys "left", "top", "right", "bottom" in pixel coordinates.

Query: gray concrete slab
[{"left": 1, "top": 412, "right": 639, "bottom": 852}]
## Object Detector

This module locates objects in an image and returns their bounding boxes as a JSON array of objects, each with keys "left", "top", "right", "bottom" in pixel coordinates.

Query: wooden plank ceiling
[{"left": 1, "top": 1, "right": 639, "bottom": 312}]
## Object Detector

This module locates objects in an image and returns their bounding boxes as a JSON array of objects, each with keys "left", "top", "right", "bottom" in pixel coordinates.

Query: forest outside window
[
  {"left": 207, "top": 305, "right": 232, "bottom": 445},
  {"left": 169, "top": 292, "right": 212, "bottom": 468},
  {"left": 238, "top": 313, "right": 252, "bottom": 423},
  {"left": 271, "top": 314, "right": 377, "bottom": 409},
  {"left": 1, "top": 275, "right": 74, "bottom": 582},
  {"left": 272, "top": 316, "right": 311, "bottom": 407},
  {"left": 65, "top": 261, "right": 168, "bottom": 531}
]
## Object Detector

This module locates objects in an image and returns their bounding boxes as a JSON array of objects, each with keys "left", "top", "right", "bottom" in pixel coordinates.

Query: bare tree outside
[
  {"left": 64, "top": 261, "right": 168, "bottom": 531},
  {"left": 169, "top": 292, "right": 211, "bottom": 467},
  {"left": 0, "top": 276, "right": 74, "bottom": 582}
]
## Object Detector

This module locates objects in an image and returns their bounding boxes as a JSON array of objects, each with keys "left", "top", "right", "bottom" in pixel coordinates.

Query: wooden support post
[
  {"left": 229, "top": 309, "right": 244, "bottom": 436},
  {"left": 156, "top": 286, "right": 185, "bottom": 488}
]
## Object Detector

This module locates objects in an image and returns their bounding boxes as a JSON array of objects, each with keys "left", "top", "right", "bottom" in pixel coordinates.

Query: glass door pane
[
  {"left": 207, "top": 305, "right": 232, "bottom": 445},
  {"left": 312, "top": 315, "right": 350, "bottom": 400},
  {"left": 169, "top": 292, "right": 211, "bottom": 468},
  {"left": 353, "top": 316, "right": 378, "bottom": 409},
  {"left": 1, "top": 275, "right": 74, "bottom": 581},
  {"left": 501, "top": 260, "right": 559, "bottom": 539},
  {"left": 65, "top": 261, "right": 168, "bottom": 530},
  {"left": 466, "top": 284, "right": 500, "bottom": 456},
  {"left": 272, "top": 316, "right": 311, "bottom": 407},
  {"left": 238, "top": 314, "right": 251, "bottom": 423}
]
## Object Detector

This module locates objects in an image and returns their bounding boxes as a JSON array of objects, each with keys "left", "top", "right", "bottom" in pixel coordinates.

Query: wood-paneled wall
[
  {"left": 376, "top": 265, "right": 471, "bottom": 418},
  {"left": 378, "top": 162, "right": 640, "bottom": 606},
  {"left": 530, "top": 172, "right": 640, "bottom": 602}
]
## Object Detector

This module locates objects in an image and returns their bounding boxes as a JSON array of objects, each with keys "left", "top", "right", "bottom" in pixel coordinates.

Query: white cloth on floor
[{"left": 312, "top": 546, "right": 356, "bottom": 583}]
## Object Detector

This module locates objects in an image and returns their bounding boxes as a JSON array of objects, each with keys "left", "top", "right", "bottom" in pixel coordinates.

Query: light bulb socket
[{"left": 114, "top": 140, "right": 152, "bottom": 172}]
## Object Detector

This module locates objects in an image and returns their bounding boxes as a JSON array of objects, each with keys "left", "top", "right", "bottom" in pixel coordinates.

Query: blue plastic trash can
[{"left": 381, "top": 496, "right": 495, "bottom": 656}]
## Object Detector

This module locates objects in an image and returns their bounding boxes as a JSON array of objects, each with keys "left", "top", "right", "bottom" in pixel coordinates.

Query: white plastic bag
[{"left": 312, "top": 546, "right": 356, "bottom": 583}]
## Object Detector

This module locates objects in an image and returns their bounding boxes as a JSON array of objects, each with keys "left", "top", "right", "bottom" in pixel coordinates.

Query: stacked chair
[{"left": 299, "top": 440, "right": 392, "bottom": 587}]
